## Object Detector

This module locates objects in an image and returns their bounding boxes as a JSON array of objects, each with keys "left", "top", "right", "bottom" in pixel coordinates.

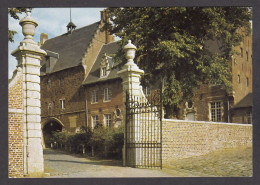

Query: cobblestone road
[{"left": 43, "top": 149, "right": 183, "bottom": 178}]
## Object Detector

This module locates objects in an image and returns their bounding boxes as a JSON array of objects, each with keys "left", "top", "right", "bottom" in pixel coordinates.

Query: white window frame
[
  {"left": 104, "top": 87, "right": 111, "bottom": 102},
  {"left": 60, "top": 99, "right": 65, "bottom": 109},
  {"left": 91, "top": 90, "right": 98, "bottom": 103},
  {"left": 144, "top": 86, "right": 151, "bottom": 95},
  {"left": 92, "top": 115, "right": 99, "bottom": 129},
  {"left": 247, "top": 112, "right": 252, "bottom": 124},
  {"left": 101, "top": 67, "right": 107, "bottom": 77},
  {"left": 104, "top": 114, "right": 112, "bottom": 128},
  {"left": 209, "top": 101, "right": 223, "bottom": 122}
]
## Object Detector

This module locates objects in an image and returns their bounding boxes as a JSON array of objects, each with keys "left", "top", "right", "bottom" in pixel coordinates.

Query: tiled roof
[
  {"left": 40, "top": 22, "right": 100, "bottom": 75},
  {"left": 232, "top": 93, "right": 253, "bottom": 109},
  {"left": 82, "top": 41, "right": 120, "bottom": 85}
]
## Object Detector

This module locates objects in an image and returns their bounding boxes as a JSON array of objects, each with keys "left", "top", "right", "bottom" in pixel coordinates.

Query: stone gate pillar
[
  {"left": 117, "top": 40, "right": 144, "bottom": 98},
  {"left": 117, "top": 40, "right": 144, "bottom": 166},
  {"left": 11, "top": 10, "right": 46, "bottom": 176}
]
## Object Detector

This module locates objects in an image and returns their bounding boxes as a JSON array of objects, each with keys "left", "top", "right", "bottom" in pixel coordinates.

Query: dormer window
[
  {"left": 100, "top": 53, "right": 112, "bottom": 78},
  {"left": 102, "top": 67, "right": 107, "bottom": 77}
]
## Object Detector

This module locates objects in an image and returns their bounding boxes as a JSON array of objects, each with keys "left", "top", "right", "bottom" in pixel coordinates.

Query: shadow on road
[{"left": 44, "top": 148, "right": 123, "bottom": 167}]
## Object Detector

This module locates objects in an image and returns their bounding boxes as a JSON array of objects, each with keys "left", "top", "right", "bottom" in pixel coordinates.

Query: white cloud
[{"left": 8, "top": 8, "right": 105, "bottom": 78}]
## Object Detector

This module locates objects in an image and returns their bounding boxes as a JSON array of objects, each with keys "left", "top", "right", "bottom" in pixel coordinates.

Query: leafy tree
[
  {"left": 8, "top": 8, "right": 32, "bottom": 42},
  {"left": 106, "top": 7, "right": 252, "bottom": 116}
]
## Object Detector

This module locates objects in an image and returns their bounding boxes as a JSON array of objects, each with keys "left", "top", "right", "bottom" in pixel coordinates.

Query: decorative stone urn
[
  {"left": 19, "top": 10, "right": 38, "bottom": 44},
  {"left": 124, "top": 40, "right": 137, "bottom": 63}
]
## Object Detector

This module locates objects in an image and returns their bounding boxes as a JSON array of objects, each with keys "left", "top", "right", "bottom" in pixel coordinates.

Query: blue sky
[{"left": 8, "top": 8, "right": 105, "bottom": 78}]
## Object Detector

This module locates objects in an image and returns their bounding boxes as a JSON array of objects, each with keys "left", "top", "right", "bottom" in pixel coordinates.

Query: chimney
[
  {"left": 100, "top": 10, "right": 114, "bottom": 44},
  {"left": 100, "top": 10, "right": 109, "bottom": 24},
  {"left": 40, "top": 33, "right": 48, "bottom": 46}
]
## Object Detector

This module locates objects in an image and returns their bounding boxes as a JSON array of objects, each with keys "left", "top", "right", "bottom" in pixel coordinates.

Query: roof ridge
[{"left": 44, "top": 21, "right": 100, "bottom": 42}]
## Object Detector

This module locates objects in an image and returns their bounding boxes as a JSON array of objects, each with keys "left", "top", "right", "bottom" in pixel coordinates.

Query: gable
[{"left": 40, "top": 22, "right": 100, "bottom": 75}]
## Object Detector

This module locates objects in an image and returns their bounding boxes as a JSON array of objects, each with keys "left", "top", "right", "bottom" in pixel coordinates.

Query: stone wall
[
  {"left": 162, "top": 119, "right": 252, "bottom": 165},
  {"left": 8, "top": 69, "right": 24, "bottom": 178}
]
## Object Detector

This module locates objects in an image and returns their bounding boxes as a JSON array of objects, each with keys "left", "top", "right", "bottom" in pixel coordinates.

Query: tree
[
  {"left": 8, "top": 8, "right": 32, "bottom": 42},
  {"left": 106, "top": 7, "right": 252, "bottom": 116}
]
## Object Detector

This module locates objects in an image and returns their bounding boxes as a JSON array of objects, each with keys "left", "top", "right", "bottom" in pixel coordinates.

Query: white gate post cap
[{"left": 124, "top": 40, "right": 137, "bottom": 60}]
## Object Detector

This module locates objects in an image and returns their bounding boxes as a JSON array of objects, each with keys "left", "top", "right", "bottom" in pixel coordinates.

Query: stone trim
[
  {"left": 163, "top": 118, "right": 252, "bottom": 126},
  {"left": 8, "top": 108, "right": 24, "bottom": 114},
  {"left": 8, "top": 67, "right": 23, "bottom": 89}
]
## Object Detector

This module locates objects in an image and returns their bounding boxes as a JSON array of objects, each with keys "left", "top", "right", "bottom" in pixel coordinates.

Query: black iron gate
[{"left": 125, "top": 90, "right": 162, "bottom": 168}]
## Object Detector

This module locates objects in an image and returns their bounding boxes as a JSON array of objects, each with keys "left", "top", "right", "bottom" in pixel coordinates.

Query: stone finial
[
  {"left": 19, "top": 9, "right": 38, "bottom": 44},
  {"left": 124, "top": 40, "right": 137, "bottom": 61}
]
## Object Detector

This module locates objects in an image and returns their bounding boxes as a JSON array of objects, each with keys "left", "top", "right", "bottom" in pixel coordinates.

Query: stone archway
[{"left": 42, "top": 118, "right": 64, "bottom": 148}]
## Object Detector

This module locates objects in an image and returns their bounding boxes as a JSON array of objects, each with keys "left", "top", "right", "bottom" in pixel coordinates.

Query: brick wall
[
  {"left": 41, "top": 66, "right": 86, "bottom": 132},
  {"left": 231, "top": 34, "right": 253, "bottom": 105},
  {"left": 8, "top": 70, "right": 24, "bottom": 177},
  {"left": 86, "top": 79, "right": 124, "bottom": 129},
  {"left": 162, "top": 119, "right": 252, "bottom": 165}
]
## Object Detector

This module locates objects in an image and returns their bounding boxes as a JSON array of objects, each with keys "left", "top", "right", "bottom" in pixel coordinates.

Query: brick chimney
[
  {"left": 100, "top": 10, "right": 114, "bottom": 44},
  {"left": 40, "top": 33, "right": 48, "bottom": 46},
  {"left": 100, "top": 10, "right": 109, "bottom": 24}
]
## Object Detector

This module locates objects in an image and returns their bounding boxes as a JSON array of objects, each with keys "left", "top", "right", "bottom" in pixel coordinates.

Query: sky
[{"left": 8, "top": 8, "right": 106, "bottom": 79}]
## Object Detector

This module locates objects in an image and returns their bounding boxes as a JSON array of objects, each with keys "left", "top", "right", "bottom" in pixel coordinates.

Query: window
[
  {"left": 60, "top": 78, "right": 64, "bottom": 87},
  {"left": 104, "top": 88, "right": 111, "bottom": 101},
  {"left": 187, "top": 101, "right": 193, "bottom": 109},
  {"left": 246, "top": 51, "right": 249, "bottom": 61},
  {"left": 60, "top": 99, "right": 65, "bottom": 109},
  {"left": 92, "top": 115, "right": 99, "bottom": 129},
  {"left": 247, "top": 77, "right": 249, "bottom": 87},
  {"left": 210, "top": 102, "right": 222, "bottom": 122},
  {"left": 101, "top": 67, "right": 107, "bottom": 77},
  {"left": 144, "top": 86, "right": 151, "bottom": 95},
  {"left": 238, "top": 75, "right": 240, "bottom": 83},
  {"left": 104, "top": 114, "right": 112, "bottom": 128},
  {"left": 241, "top": 48, "right": 243, "bottom": 57},
  {"left": 247, "top": 112, "right": 252, "bottom": 124},
  {"left": 48, "top": 103, "right": 52, "bottom": 114},
  {"left": 234, "top": 58, "right": 237, "bottom": 65},
  {"left": 92, "top": 90, "right": 98, "bottom": 103},
  {"left": 48, "top": 79, "right": 51, "bottom": 88}
]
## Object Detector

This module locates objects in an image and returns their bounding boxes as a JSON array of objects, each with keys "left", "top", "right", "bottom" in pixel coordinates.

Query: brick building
[
  {"left": 179, "top": 34, "right": 253, "bottom": 124},
  {"left": 82, "top": 42, "right": 124, "bottom": 129},
  {"left": 40, "top": 11, "right": 114, "bottom": 147}
]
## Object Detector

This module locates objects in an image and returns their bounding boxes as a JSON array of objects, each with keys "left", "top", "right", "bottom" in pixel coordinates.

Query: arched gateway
[{"left": 42, "top": 118, "right": 64, "bottom": 148}]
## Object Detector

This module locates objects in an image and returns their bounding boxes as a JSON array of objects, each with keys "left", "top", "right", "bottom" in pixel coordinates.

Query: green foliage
[
  {"left": 51, "top": 126, "right": 124, "bottom": 159},
  {"left": 106, "top": 7, "right": 252, "bottom": 113},
  {"left": 89, "top": 126, "right": 124, "bottom": 159},
  {"left": 8, "top": 8, "right": 32, "bottom": 42}
]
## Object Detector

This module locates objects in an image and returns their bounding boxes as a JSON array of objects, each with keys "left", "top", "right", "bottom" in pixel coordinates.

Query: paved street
[{"left": 43, "top": 148, "right": 178, "bottom": 178}]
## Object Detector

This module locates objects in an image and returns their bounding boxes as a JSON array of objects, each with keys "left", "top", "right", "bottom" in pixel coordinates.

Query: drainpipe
[
  {"left": 227, "top": 97, "right": 230, "bottom": 123},
  {"left": 84, "top": 86, "right": 88, "bottom": 128}
]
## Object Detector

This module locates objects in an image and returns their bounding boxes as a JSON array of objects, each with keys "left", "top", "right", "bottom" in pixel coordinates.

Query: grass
[{"left": 164, "top": 147, "right": 252, "bottom": 177}]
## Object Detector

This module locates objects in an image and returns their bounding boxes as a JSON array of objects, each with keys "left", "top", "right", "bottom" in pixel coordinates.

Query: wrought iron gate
[{"left": 125, "top": 90, "right": 162, "bottom": 168}]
